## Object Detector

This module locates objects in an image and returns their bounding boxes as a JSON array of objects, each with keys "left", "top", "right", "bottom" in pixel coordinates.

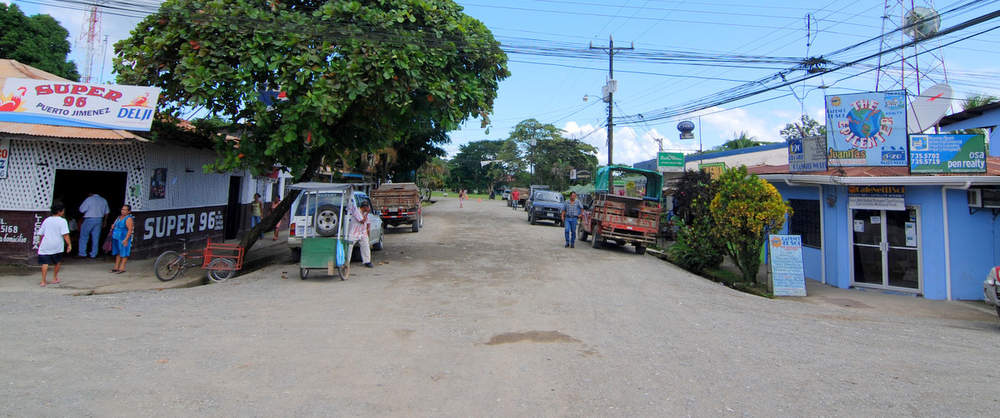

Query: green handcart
[{"left": 290, "top": 183, "right": 355, "bottom": 281}]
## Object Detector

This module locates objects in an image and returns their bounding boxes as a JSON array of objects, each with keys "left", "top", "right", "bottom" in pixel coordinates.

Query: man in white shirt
[
  {"left": 38, "top": 202, "right": 72, "bottom": 287},
  {"left": 78, "top": 192, "right": 109, "bottom": 259}
]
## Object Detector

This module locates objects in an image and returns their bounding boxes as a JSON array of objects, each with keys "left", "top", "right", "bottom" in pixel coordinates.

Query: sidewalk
[{"left": 0, "top": 232, "right": 293, "bottom": 295}]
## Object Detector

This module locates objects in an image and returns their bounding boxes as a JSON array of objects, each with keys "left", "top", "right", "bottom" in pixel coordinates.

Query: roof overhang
[{"left": 760, "top": 174, "right": 1000, "bottom": 187}]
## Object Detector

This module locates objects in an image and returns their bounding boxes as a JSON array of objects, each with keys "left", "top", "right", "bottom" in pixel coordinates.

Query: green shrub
[{"left": 669, "top": 218, "right": 724, "bottom": 274}]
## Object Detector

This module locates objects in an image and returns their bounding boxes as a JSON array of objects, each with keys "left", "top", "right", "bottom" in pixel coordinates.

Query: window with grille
[{"left": 788, "top": 199, "right": 821, "bottom": 249}]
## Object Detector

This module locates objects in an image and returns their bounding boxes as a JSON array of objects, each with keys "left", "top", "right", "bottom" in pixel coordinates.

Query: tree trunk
[{"left": 237, "top": 151, "right": 324, "bottom": 258}]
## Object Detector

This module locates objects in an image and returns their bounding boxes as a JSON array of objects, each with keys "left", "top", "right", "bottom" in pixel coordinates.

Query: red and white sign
[{"left": 0, "top": 78, "right": 161, "bottom": 131}]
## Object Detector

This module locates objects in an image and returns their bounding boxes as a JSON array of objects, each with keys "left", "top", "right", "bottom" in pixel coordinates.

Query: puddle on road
[{"left": 485, "top": 330, "right": 580, "bottom": 345}]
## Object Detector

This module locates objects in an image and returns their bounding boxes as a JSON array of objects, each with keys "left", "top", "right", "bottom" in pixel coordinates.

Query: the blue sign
[
  {"left": 769, "top": 235, "right": 806, "bottom": 297},
  {"left": 825, "top": 90, "right": 907, "bottom": 167},
  {"left": 909, "top": 134, "right": 986, "bottom": 173},
  {"left": 788, "top": 135, "right": 828, "bottom": 172}
]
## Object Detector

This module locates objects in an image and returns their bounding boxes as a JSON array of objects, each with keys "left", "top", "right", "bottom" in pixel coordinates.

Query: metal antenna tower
[
  {"left": 875, "top": 0, "right": 948, "bottom": 95},
  {"left": 77, "top": 5, "right": 104, "bottom": 83}
]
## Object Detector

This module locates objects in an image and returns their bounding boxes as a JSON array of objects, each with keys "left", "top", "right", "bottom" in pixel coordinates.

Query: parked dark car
[{"left": 528, "top": 190, "right": 565, "bottom": 226}]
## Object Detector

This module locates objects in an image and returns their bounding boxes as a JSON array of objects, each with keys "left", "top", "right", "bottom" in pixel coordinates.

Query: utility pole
[{"left": 590, "top": 35, "right": 632, "bottom": 189}]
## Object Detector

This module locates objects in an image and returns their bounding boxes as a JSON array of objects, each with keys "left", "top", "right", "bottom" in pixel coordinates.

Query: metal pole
[{"left": 589, "top": 35, "right": 632, "bottom": 191}]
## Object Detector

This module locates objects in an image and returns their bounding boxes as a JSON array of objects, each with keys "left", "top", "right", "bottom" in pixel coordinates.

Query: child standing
[{"left": 38, "top": 202, "right": 71, "bottom": 287}]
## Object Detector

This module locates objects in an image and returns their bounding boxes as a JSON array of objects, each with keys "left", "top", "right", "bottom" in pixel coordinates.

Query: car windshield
[
  {"left": 294, "top": 192, "right": 346, "bottom": 216},
  {"left": 535, "top": 191, "right": 563, "bottom": 202}
]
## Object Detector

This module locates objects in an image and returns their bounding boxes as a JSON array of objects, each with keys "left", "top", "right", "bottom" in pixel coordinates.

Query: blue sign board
[
  {"left": 768, "top": 235, "right": 806, "bottom": 297},
  {"left": 909, "top": 134, "right": 987, "bottom": 173},
  {"left": 788, "top": 135, "right": 828, "bottom": 172},
  {"left": 825, "top": 90, "right": 908, "bottom": 167}
]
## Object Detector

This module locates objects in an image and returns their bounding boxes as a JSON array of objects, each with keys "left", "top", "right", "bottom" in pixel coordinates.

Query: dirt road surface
[{"left": 2, "top": 198, "right": 999, "bottom": 416}]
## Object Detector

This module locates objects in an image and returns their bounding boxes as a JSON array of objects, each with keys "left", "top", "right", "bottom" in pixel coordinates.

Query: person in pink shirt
[{"left": 347, "top": 199, "right": 374, "bottom": 268}]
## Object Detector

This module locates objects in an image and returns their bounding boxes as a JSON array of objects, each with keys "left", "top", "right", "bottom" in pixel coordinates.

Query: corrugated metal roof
[{"left": 0, "top": 59, "right": 146, "bottom": 142}]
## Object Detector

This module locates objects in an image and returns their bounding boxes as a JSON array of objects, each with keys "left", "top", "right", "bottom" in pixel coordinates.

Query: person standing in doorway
[
  {"left": 110, "top": 205, "right": 134, "bottom": 274},
  {"left": 561, "top": 191, "right": 584, "bottom": 248},
  {"left": 38, "top": 202, "right": 71, "bottom": 287},
  {"left": 347, "top": 199, "right": 374, "bottom": 269},
  {"left": 77, "top": 191, "right": 109, "bottom": 259}
]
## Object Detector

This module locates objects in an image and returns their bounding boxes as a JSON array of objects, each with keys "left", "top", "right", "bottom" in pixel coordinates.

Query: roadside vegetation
[{"left": 659, "top": 166, "right": 790, "bottom": 298}]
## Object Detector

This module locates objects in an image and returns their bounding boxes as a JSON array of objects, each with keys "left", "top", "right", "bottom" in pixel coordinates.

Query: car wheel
[
  {"left": 635, "top": 245, "right": 646, "bottom": 255},
  {"left": 372, "top": 234, "right": 383, "bottom": 251},
  {"left": 290, "top": 247, "right": 301, "bottom": 262},
  {"left": 411, "top": 216, "right": 420, "bottom": 233},
  {"left": 591, "top": 225, "right": 602, "bottom": 249},
  {"left": 529, "top": 213, "right": 536, "bottom": 225},
  {"left": 579, "top": 224, "right": 589, "bottom": 242},
  {"left": 315, "top": 204, "right": 339, "bottom": 237}
]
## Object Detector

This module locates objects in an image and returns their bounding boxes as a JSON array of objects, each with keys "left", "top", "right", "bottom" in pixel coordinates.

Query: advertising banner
[
  {"left": 825, "top": 90, "right": 907, "bottom": 167},
  {"left": 0, "top": 78, "right": 160, "bottom": 131},
  {"left": 0, "top": 138, "right": 9, "bottom": 179},
  {"left": 909, "top": 134, "right": 986, "bottom": 173},
  {"left": 699, "top": 162, "right": 725, "bottom": 179},
  {"left": 768, "top": 235, "right": 806, "bottom": 297},
  {"left": 848, "top": 185, "right": 905, "bottom": 211},
  {"left": 657, "top": 152, "right": 685, "bottom": 173},
  {"left": 788, "top": 135, "right": 828, "bottom": 172}
]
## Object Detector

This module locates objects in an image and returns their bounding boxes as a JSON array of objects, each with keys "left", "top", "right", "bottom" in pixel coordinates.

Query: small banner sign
[
  {"left": 0, "top": 78, "right": 161, "bottom": 131},
  {"left": 825, "top": 90, "right": 908, "bottom": 167},
  {"left": 657, "top": 152, "right": 685, "bottom": 173},
  {"left": 909, "top": 133, "right": 986, "bottom": 174},
  {"left": 0, "top": 138, "right": 9, "bottom": 179},
  {"left": 769, "top": 234, "right": 806, "bottom": 297},
  {"left": 699, "top": 162, "right": 725, "bottom": 179},
  {"left": 848, "top": 185, "right": 905, "bottom": 211},
  {"left": 788, "top": 135, "right": 828, "bottom": 172}
]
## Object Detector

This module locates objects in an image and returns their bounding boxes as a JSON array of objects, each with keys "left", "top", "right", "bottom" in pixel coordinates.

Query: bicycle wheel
[
  {"left": 154, "top": 251, "right": 185, "bottom": 282},
  {"left": 337, "top": 263, "right": 350, "bottom": 281},
  {"left": 206, "top": 258, "right": 236, "bottom": 283}
]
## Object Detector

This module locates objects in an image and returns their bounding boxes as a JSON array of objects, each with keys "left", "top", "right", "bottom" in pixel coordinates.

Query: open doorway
[
  {"left": 52, "top": 170, "right": 127, "bottom": 256},
  {"left": 224, "top": 176, "right": 243, "bottom": 240}
]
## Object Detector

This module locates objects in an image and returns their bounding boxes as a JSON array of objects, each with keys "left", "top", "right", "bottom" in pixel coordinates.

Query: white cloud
[{"left": 562, "top": 122, "right": 699, "bottom": 165}]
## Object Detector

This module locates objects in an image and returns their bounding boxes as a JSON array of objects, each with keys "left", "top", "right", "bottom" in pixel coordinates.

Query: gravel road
[{"left": 2, "top": 197, "right": 999, "bottom": 417}]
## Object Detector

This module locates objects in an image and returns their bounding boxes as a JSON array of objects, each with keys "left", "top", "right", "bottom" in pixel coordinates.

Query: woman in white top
[{"left": 37, "top": 202, "right": 72, "bottom": 287}]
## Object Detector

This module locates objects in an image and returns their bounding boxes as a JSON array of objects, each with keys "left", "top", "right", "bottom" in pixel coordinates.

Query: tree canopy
[
  {"left": 114, "top": 0, "right": 508, "bottom": 249},
  {"left": 115, "top": 0, "right": 508, "bottom": 179},
  {"left": 0, "top": 4, "right": 79, "bottom": 80},
  {"left": 779, "top": 115, "right": 826, "bottom": 140}
]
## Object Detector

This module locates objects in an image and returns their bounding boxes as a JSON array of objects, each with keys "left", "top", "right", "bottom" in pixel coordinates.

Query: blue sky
[{"left": 9, "top": 0, "right": 1000, "bottom": 165}]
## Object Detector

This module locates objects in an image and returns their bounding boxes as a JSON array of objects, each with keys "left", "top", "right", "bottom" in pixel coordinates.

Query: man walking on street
[
  {"left": 38, "top": 202, "right": 71, "bottom": 286},
  {"left": 78, "top": 191, "right": 109, "bottom": 259},
  {"left": 348, "top": 199, "right": 374, "bottom": 269},
  {"left": 511, "top": 189, "right": 519, "bottom": 209},
  {"left": 561, "top": 191, "right": 583, "bottom": 248}
]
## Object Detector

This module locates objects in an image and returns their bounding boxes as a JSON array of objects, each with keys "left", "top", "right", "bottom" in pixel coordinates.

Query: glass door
[
  {"left": 851, "top": 209, "right": 884, "bottom": 285},
  {"left": 851, "top": 208, "right": 921, "bottom": 290},
  {"left": 885, "top": 208, "right": 920, "bottom": 289}
]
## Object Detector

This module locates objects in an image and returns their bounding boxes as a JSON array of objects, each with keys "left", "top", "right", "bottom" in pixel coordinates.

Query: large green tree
[
  {"left": 0, "top": 4, "right": 79, "bottom": 80},
  {"left": 507, "top": 119, "right": 597, "bottom": 190},
  {"left": 115, "top": 0, "right": 508, "bottom": 250},
  {"left": 447, "top": 139, "right": 507, "bottom": 192}
]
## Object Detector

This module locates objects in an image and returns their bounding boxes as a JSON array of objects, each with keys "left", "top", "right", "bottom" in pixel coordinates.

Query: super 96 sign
[{"left": 825, "top": 90, "right": 907, "bottom": 167}]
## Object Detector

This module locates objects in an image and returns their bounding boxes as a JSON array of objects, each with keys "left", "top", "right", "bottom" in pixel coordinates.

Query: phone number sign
[{"left": 909, "top": 134, "right": 986, "bottom": 174}]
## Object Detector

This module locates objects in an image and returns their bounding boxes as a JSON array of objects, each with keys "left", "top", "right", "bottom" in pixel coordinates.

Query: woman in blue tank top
[{"left": 111, "top": 205, "right": 134, "bottom": 274}]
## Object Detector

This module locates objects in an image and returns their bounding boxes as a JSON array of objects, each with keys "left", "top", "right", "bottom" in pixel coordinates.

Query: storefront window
[{"left": 788, "top": 199, "right": 821, "bottom": 248}]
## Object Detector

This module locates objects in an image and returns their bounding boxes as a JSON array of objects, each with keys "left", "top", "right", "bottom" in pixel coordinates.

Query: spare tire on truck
[{"left": 315, "top": 204, "right": 340, "bottom": 237}]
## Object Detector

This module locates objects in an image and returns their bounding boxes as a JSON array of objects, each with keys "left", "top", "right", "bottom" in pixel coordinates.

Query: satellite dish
[
  {"left": 906, "top": 83, "right": 953, "bottom": 133},
  {"left": 903, "top": 7, "right": 941, "bottom": 40}
]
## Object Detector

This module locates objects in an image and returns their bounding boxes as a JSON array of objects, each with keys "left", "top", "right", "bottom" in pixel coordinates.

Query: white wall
[{"left": 684, "top": 147, "right": 788, "bottom": 171}]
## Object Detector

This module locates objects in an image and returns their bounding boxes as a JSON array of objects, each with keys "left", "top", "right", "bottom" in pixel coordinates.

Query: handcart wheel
[
  {"left": 300, "top": 268, "right": 309, "bottom": 280},
  {"left": 337, "top": 264, "right": 350, "bottom": 281},
  {"left": 206, "top": 258, "right": 235, "bottom": 283}
]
